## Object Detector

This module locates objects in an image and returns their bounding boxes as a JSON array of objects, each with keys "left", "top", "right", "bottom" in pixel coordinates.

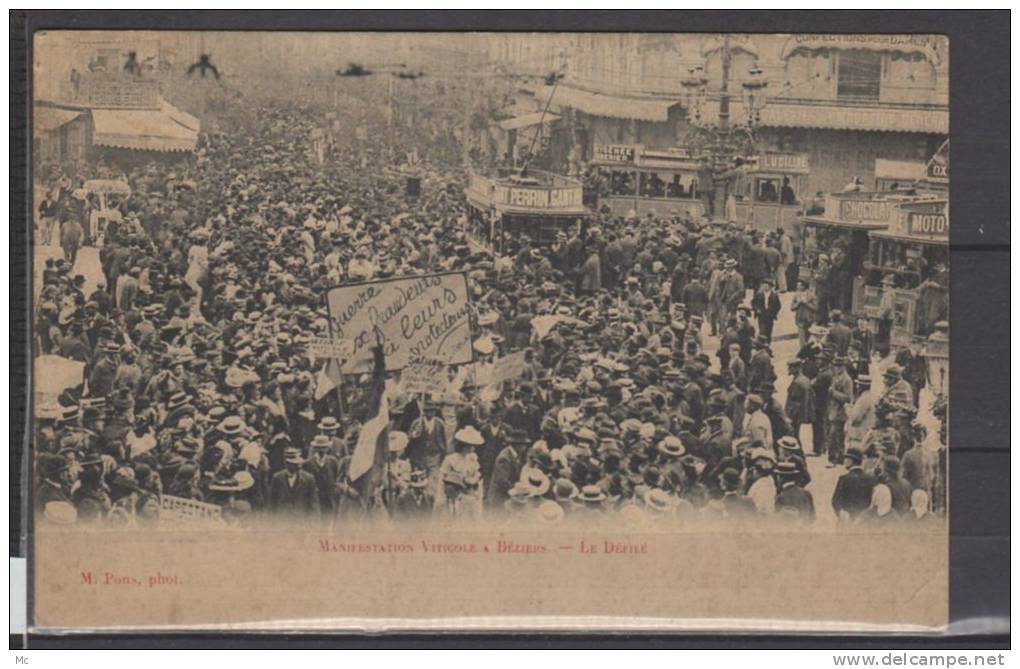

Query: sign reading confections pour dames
[{"left": 327, "top": 271, "right": 473, "bottom": 373}]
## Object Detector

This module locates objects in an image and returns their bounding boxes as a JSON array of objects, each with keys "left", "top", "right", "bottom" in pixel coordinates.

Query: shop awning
[
  {"left": 498, "top": 111, "right": 560, "bottom": 132},
  {"left": 92, "top": 107, "right": 199, "bottom": 152},
  {"left": 33, "top": 107, "right": 82, "bottom": 137},
  {"left": 758, "top": 102, "right": 948, "bottom": 134},
  {"left": 159, "top": 98, "right": 201, "bottom": 133},
  {"left": 801, "top": 215, "right": 888, "bottom": 231},
  {"left": 537, "top": 85, "right": 679, "bottom": 122}
]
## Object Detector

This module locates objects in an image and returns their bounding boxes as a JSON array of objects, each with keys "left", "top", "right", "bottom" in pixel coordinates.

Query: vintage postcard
[{"left": 29, "top": 30, "right": 949, "bottom": 632}]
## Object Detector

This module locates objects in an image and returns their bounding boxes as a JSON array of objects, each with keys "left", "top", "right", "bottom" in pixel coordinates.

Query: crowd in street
[{"left": 33, "top": 97, "right": 947, "bottom": 530}]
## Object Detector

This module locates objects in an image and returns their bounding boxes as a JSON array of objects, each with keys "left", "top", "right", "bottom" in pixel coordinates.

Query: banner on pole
[
  {"left": 326, "top": 271, "right": 473, "bottom": 373},
  {"left": 488, "top": 350, "right": 528, "bottom": 386},
  {"left": 305, "top": 337, "right": 355, "bottom": 361},
  {"left": 400, "top": 359, "right": 448, "bottom": 396}
]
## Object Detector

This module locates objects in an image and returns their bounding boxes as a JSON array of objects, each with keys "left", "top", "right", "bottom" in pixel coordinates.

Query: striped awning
[
  {"left": 536, "top": 85, "right": 680, "bottom": 123},
  {"left": 92, "top": 107, "right": 198, "bottom": 152},
  {"left": 700, "top": 98, "right": 947, "bottom": 135},
  {"left": 758, "top": 102, "right": 948, "bottom": 134},
  {"left": 33, "top": 107, "right": 82, "bottom": 137}
]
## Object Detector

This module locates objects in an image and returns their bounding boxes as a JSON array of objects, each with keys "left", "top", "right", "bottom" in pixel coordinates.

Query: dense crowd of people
[{"left": 32, "top": 98, "right": 947, "bottom": 531}]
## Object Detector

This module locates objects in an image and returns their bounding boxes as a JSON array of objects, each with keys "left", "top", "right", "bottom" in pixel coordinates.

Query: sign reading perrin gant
[
  {"left": 327, "top": 271, "right": 473, "bottom": 373},
  {"left": 491, "top": 185, "right": 584, "bottom": 209}
]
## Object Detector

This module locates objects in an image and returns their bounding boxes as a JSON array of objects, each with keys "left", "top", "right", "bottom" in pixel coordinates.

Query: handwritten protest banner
[
  {"left": 400, "top": 359, "right": 448, "bottom": 396},
  {"left": 305, "top": 337, "right": 355, "bottom": 361},
  {"left": 326, "top": 271, "right": 473, "bottom": 373},
  {"left": 488, "top": 350, "right": 528, "bottom": 386}
]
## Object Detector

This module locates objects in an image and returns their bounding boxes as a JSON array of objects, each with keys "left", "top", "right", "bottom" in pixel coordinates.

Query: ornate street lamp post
[{"left": 680, "top": 36, "right": 769, "bottom": 220}]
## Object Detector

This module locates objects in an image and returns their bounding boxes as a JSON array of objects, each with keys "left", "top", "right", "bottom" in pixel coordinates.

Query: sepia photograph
[{"left": 28, "top": 28, "right": 950, "bottom": 632}]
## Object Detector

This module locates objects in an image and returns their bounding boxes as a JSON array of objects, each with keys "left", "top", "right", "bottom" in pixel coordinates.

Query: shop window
[{"left": 837, "top": 50, "right": 882, "bottom": 101}]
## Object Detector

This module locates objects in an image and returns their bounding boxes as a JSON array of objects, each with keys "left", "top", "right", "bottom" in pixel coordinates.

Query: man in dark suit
[
  {"left": 35, "top": 454, "right": 74, "bottom": 513},
  {"left": 269, "top": 448, "right": 320, "bottom": 517},
  {"left": 784, "top": 359, "right": 815, "bottom": 446},
  {"left": 727, "top": 343, "right": 748, "bottom": 393},
  {"left": 395, "top": 470, "right": 436, "bottom": 519},
  {"left": 303, "top": 435, "right": 340, "bottom": 517},
  {"left": 88, "top": 342, "right": 121, "bottom": 398},
  {"left": 748, "top": 336, "right": 776, "bottom": 394},
  {"left": 831, "top": 448, "right": 876, "bottom": 521},
  {"left": 775, "top": 461, "right": 815, "bottom": 522},
  {"left": 486, "top": 428, "right": 530, "bottom": 509},
  {"left": 824, "top": 310, "right": 853, "bottom": 357},
  {"left": 811, "top": 352, "right": 833, "bottom": 458},
  {"left": 750, "top": 278, "right": 782, "bottom": 342}
]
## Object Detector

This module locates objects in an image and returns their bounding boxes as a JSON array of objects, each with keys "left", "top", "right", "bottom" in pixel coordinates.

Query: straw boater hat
[
  {"left": 217, "top": 415, "right": 245, "bottom": 435},
  {"left": 644, "top": 488, "right": 677, "bottom": 514},
  {"left": 310, "top": 434, "right": 332, "bottom": 451},
  {"left": 453, "top": 426, "right": 485, "bottom": 447},
  {"left": 536, "top": 500, "right": 565, "bottom": 524},
  {"left": 283, "top": 447, "right": 304, "bottom": 465},
  {"left": 777, "top": 436, "right": 801, "bottom": 453},
  {"left": 43, "top": 501, "right": 78, "bottom": 525},
  {"left": 209, "top": 470, "right": 256, "bottom": 493},
  {"left": 524, "top": 469, "right": 552, "bottom": 496},
  {"left": 656, "top": 435, "right": 686, "bottom": 458},
  {"left": 578, "top": 485, "right": 607, "bottom": 504},
  {"left": 317, "top": 416, "right": 341, "bottom": 432}
]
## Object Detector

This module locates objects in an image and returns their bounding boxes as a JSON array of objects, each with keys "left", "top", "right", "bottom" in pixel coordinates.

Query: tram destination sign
[{"left": 593, "top": 144, "right": 638, "bottom": 163}]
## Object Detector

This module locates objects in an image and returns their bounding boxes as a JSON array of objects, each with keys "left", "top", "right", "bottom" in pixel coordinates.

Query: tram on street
[
  {"left": 798, "top": 191, "right": 897, "bottom": 319},
  {"left": 862, "top": 198, "right": 949, "bottom": 348},
  {"left": 730, "top": 151, "right": 810, "bottom": 234},
  {"left": 585, "top": 143, "right": 706, "bottom": 220},
  {"left": 464, "top": 168, "right": 592, "bottom": 255}
]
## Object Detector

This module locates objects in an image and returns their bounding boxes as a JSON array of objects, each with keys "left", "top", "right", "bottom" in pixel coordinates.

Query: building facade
[{"left": 488, "top": 33, "right": 949, "bottom": 197}]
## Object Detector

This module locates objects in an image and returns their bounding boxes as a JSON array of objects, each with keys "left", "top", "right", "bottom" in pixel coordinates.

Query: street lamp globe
[{"left": 741, "top": 65, "right": 768, "bottom": 130}]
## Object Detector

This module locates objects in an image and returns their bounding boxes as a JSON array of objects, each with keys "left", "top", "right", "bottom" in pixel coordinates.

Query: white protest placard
[
  {"left": 326, "top": 271, "right": 473, "bottom": 373},
  {"left": 400, "top": 359, "right": 448, "bottom": 396},
  {"left": 489, "top": 350, "right": 528, "bottom": 386},
  {"left": 305, "top": 337, "right": 355, "bottom": 361}
]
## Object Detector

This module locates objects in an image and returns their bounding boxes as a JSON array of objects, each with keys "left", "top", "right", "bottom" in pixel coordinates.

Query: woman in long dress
[{"left": 439, "top": 426, "right": 485, "bottom": 520}]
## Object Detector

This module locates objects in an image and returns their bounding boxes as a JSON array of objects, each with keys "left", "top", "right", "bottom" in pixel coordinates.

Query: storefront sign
[
  {"left": 327, "top": 272, "right": 473, "bottom": 373},
  {"left": 759, "top": 152, "right": 809, "bottom": 173},
  {"left": 594, "top": 144, "right": 637, "bottom": 164},
  {"left": 907, "top": 212, "right": 949, "bottom": 238},
  {"left": 927, "top": 161, "right": 948, "bottom": 180},
  {"left": 839, "top": 199, "right": 889, "bottom": 222}
]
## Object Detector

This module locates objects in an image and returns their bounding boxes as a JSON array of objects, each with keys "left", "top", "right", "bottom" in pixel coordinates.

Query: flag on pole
[
  {"left": 349, "top": 388, "right": 388, "bottom": 482},
  {"left": 348, "top": 340, "right": 389, "bottom": 503},
  {"left": 314, "top": 358, "right": 344, "bottom": 401}
]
